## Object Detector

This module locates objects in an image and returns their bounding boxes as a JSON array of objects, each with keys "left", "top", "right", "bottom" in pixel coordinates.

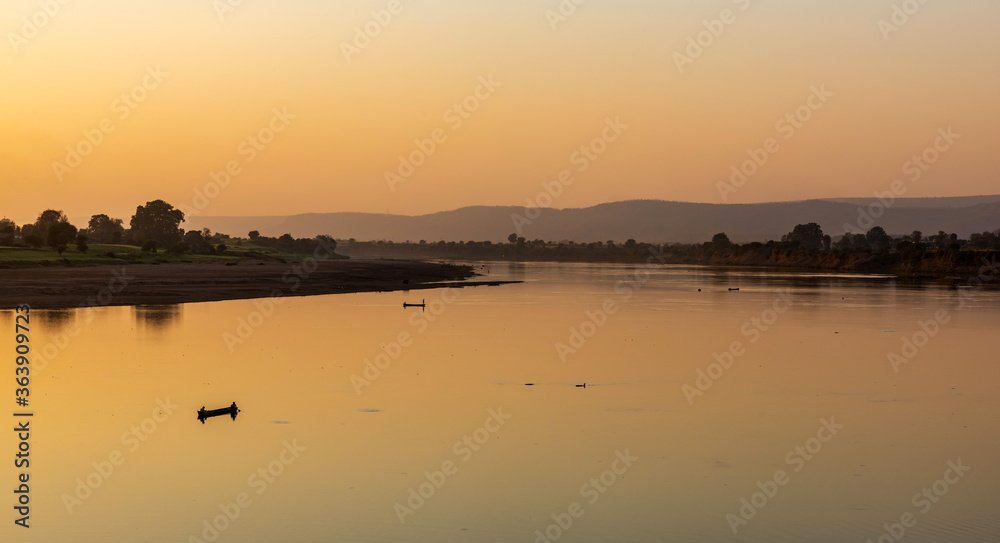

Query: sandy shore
[{"left": 0, "top": 260, "right": 516, "bottom": 309}]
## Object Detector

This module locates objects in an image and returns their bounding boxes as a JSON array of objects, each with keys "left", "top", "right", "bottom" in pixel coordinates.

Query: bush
[
  {"left": 167, "top": 242, "right": 190, "bottom": 255},
  {"left": 56, "top": 244, "right": 68, "bottom": 255},
  {"left": 76, "top": 240, "right": 88, "bottom": 253},
  {"left": 216, "top": 243, "right": 227, "bottom": 254},
  {"left": 141, "top": 240, "right": 158, "bottom": 253},
  {"left": 105, "top": 251, "right": 116, "bottom": 258},
  {"left": 25, "top": 235, "right": 43, "bottom": 249}
]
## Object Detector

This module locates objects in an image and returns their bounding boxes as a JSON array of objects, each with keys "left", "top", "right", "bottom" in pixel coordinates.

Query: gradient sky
[{"left": 2, "top": 0, "right": 999, "bottom": 224}]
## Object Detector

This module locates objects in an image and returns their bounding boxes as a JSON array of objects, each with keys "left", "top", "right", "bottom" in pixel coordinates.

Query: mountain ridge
[{"left": 183, "top": 196, "right": 1000, "bottom": 244}]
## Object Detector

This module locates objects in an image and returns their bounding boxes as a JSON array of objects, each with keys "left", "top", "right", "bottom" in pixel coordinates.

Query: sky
[{"left": 2, "top": 0, "right": 999, "bottom": 225}]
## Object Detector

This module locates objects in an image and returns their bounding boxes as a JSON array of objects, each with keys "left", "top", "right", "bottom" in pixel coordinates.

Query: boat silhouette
[{"left": 198, "top": 402, "right": 239, "bottom": 424}]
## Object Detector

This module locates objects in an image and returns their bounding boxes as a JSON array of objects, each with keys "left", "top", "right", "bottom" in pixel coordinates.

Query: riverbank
[
  {"left": 340, "top": 244, "right": 1000, "bottom": 280},
  {"left": 0, "top": 260, "right": 516, "bottom": 309}
]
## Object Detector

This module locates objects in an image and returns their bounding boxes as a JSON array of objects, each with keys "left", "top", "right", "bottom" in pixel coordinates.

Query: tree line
[
  {"left": 0, "top": 199, "right": 335, "bottom": 257},
  {"left": 338, "top": 223, "right": 1000, "bottom": 273}
]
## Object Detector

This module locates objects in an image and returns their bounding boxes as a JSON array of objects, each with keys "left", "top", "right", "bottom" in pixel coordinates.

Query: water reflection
[
  {"left": 2, "top": 263, "right": 997, "bottom": 543},
  {"left": 132, "top": 304, "right": 182, "bottom": 331},
  {"left": 31, "top": 308, "right": 75, "bottom": 332}
]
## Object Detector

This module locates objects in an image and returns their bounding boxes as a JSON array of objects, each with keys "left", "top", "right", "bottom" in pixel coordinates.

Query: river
[{"left": 2, "top": 261, "right": 998, "bottom": 542}]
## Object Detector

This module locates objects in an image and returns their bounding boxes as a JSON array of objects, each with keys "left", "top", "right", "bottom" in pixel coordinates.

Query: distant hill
[{"left": 184, "top": 196, "right": 1000, "bottom": 244}]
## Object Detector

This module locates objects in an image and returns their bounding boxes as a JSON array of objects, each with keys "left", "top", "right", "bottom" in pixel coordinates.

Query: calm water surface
[{"left": 2, "top": 262, "right": 998, "bottom": 542}]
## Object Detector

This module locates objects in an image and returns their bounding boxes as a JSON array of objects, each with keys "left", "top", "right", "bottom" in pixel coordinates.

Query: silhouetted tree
[
  {"left": 130, "top": 200, "right": 184, "bottom": 245},
  {"left": 865, "top": 226, "right": 892, "bottom": 249},
  {"left": 248, "top": 230, "right": 261, "bottom": 240},
  {"left": 935, "top": 231, "right": 949, "bottom": 249},
  {"left": 88, "top": 214, "right": 126, "bottom": 244},
  {"left": 0, "top": 217, "right": 15, "bottom": 246},
  {"left": 969, "top": 231, "right": 999, "bottom": 250},
  {"left": 783, "top": 223, "right": 825, "bottom": 250},
  {"left": 34, "top": 209, "right": 69, "bottom": 242},
  {"left": 711, "top": 233, "right": 732, "bottom": 249},
  {"left": 46, "top": 222, "right": 78, "bottom": 249},
  {"left": 25, "top": 235, "right": 43, "bottom": 249},
  {"left": 508, "top": 233, "right": 518, "bottom": 244},
  {"left": 0, "top": 217, "right": 16, "bottom": 235}
]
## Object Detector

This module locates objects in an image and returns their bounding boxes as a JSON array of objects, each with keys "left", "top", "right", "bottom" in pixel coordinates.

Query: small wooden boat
[
  {"left": 198, "top": 402, "right": 239, "bottom": 423},
  {"left": 403, "top": 299, "right": 426, "bottom": 308}
]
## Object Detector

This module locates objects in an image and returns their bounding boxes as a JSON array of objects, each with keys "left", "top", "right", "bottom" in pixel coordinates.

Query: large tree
[
  {"left": 0, "top": 217, "right": 16, "bottom": 235},
  {"left": 46, "top": 222, "right": 78, "bottom": 249},
  {"left": 129, "top": 200, "right": 185, "bottom": 245},
  {"left": 87, "top": 214, "right": 126, "bottom": 244},
  {"left": 0, "top": 218, "right": 16, "bottom": 246},
  {"left": 711, "top": 232, "right": 732, "bottom": 249},
  {"left": 782, "top": 223, "right": 825, "bottom": 250},
  {"left": 866, "top": 226, "right": 892, "bottom": 249},
  {"left": 34, "top": 209, "right": 69, "bottom": 241}
]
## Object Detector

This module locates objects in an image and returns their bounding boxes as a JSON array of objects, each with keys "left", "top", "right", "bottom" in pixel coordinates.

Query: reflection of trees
[
  {"left": 33, "top": 310, "right": 75, "bottom": 333},
  {"left": 132, "top": 305, "right": 182, "bottom": 329}
]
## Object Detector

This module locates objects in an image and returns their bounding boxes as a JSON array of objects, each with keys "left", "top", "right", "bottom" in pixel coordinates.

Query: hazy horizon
[{"left": 4, "top": 193, "right": 1000, "bottom": 228}]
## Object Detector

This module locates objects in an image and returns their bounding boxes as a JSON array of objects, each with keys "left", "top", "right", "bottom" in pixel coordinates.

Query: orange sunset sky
[{"left": 2, "top": 0, "right": 999, "bottom": 224}]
